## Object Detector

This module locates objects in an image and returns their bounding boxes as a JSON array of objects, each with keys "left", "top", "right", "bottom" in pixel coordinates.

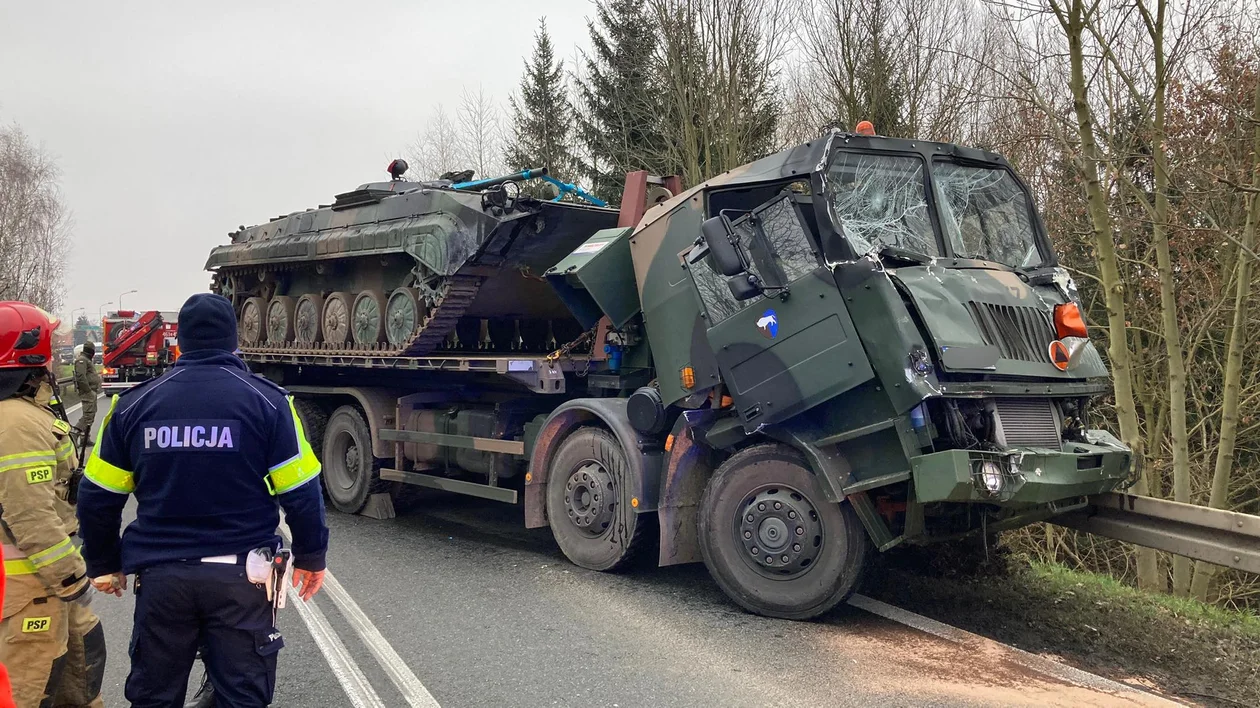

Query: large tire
[
  {"left": 321, "top": 405, "right": 388, "bottom": 514},
  {"left": 698, "top": 444, "right": 869, "bottom": 620},
  {"left": 292, "top": 398, "right": 328, "bottom": 463},
  {"left": 546, "top": 427, "right": 655, "bottom": 572}
]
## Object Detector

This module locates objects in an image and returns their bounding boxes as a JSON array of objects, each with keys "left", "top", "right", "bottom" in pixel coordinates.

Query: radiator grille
[
  {"left": 968, "top": 302, "right": 1057, "bottom": 362},
  {"left": 995, "top": 398, "right": 1061, "bottom": 448}
]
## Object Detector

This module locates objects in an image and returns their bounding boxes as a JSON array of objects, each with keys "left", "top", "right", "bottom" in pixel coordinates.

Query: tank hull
[{"left": 206, "top": 179, "right": 619, "bottom": 356}]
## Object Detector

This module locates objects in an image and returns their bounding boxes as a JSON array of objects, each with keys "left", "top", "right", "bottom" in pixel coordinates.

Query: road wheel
[
  {"left": 295, "top": 294, "right": 325, "bottom": 345},
  {"left": 322, "top": 405, "right": 387, "bottom": 514},
  {"left": 698, "top": 444, "right": 869, "bottom": 620},
  {"left": 352, "top": 290, "right": 387, "bottom": 345},
  {"left": 322, "top": 292, "right": 353, "bottom": 346},
  {"left": 385, "top": 288, "right": 423, "bottom": 347},
  {"left": 545, "top": 427, "right": 654, "bottom": 572},
  {"left": 239, "top": 297, "right": 267, "bottom": 345},
  {"left": 266, "top": 296, "right": 296, "bottom": 344}
]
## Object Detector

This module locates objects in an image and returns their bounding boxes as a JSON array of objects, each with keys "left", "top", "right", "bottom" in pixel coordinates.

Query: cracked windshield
[
  {"left": 825, "top": 151, "right": 937, "bottom": 257},
  {"left": 932, "top": 161, "right": 1044, "bottom": 269}
]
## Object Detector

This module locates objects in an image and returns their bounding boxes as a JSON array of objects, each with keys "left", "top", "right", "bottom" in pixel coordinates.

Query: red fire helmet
[{"left": 0, "top": 301, "right": 60, "bottom": 369}]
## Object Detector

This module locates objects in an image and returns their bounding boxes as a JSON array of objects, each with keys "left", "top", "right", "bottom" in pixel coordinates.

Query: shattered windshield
[
  {"left": 824, "top": 151, "right": 938, "bottom": 258},
  {"left": 932, "top": 161, "right": 1044, "bottom": 268}
]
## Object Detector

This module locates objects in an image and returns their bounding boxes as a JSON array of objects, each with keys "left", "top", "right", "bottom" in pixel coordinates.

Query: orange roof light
[
  {"left": 1054, "top": 302, "right": 1088, "bottom": 339},
  {"left": 855, "top": 120, "right": 876, "bottom": 136}
]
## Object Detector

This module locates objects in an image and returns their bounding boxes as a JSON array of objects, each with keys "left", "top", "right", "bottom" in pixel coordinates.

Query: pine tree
[
  {"left": 505, "top": 18, "right": 577, "bottom": 186},
  {"left": 575, "top": 0, "right": 665, "bottom": 202}
]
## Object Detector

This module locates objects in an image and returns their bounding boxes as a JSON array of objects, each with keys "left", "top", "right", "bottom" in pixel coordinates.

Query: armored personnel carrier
[{"left": 205, "top": 162, "right": 619, "bottom": 356}]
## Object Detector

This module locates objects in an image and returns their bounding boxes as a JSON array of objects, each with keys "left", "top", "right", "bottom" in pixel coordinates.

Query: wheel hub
[
  {"left": 564, "top": 462, "right": 614, "bottom": 535},
  {"left": 737, "top": 487, "right": 823, "bottom": 578}
]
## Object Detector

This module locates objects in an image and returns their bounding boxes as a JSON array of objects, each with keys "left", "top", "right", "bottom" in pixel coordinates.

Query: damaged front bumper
[{"left": 909, "top": 431, "right": 1133, "bottom": 506}]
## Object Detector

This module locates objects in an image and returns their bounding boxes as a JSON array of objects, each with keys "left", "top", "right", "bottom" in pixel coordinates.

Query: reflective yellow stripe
[
  {"left": 4, "top": 558, "right": 37, "bottom": 575},
  {"left": 56, "top": 438, "right": 74, "bottom": 461},
  {"left": 28, "top": 538, "right": 78, "bottom": 569},
  {"left": 83, "top": 395, "right": 134, "bottom": 494},
  {"left": 0, "top": 451, "right": 56, "bottom": 474},
  {"left": 266, "top": 397, "right": 321, "bottom": 495}
]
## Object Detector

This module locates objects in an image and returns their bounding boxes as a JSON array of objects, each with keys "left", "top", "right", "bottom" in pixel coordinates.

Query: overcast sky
[{"left": 0, "top": 0, "right": 595, "bottom": 323}]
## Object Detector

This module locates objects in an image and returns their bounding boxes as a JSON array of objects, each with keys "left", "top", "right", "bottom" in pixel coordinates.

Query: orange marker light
[
  {"left": 680, "top": 366, "right": 696, "bottom": 390},
  {"left": 665, "top": 434, "right": 675, "bottom": 451},
  {"left": 855, "top": 120, "right": 876, "bottom": 136},
  {"left": 631, "top": 497, "right": 640, "bottom": 508},
  {"left": 1054, "top": 302, "right": 1088, "bottom": 339}
]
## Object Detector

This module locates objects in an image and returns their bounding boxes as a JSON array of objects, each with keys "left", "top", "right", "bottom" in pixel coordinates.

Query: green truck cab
[{"left": 550, "top": 128, "right": 1133, "bottom": 618}]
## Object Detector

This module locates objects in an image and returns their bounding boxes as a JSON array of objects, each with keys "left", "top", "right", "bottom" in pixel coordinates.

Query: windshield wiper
[{"left": 877, "top": 245, "right": 932, "bottom": 266}]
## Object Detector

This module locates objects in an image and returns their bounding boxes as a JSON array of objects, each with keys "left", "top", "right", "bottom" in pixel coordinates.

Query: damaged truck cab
[{"left": 622, "top": 129, "right": 1133, "bottom": 618}]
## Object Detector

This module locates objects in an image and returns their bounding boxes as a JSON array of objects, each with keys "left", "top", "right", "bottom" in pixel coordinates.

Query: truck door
[{"left": 689, "top": 192, "right": 875, "bottom": 429}]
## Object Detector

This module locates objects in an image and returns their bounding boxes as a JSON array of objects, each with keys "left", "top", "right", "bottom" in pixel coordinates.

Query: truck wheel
[
  {"left": 546, "top": 427, "right": 654, "bottom": 572},
  {"left": 293, "top": 398, "right": 328, "bottom": 463},
  {"left": 698, "top": 444, "right": 869, "bottom": 620},
  {"left": 322, "top": 405, "right": 387, "bottom": 514}
]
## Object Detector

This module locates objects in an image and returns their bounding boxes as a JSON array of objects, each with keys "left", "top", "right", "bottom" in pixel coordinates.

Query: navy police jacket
[{"left": 77, "top": 350, "right": 328, "bottom": 576}]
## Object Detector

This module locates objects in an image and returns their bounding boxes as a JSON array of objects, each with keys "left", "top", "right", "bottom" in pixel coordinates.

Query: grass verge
[{"left": 867, "top": 548, "right": 1260, "bottom": 707}]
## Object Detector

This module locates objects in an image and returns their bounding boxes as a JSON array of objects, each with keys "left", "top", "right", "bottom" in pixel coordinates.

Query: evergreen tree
[
  {"left": 505, "top": 18, "right": 577, "bottom": 187},
  {"left": 575, "top": 0, "right": 665, "bottom": 202}
]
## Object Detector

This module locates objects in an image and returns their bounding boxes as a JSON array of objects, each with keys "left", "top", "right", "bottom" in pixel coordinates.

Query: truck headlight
[{"left": 980, "top": 460, "right": 1004, "bottom": 494}]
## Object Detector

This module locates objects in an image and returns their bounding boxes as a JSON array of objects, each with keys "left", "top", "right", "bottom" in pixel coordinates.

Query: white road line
[
  {"left": 287, "top": 582, "right": 387, "bottom": 708},
  {"left": 847, "top": 594, "right": 1184, "bottom": 705},
  {"left": 279, "top": 521, "right": 441, "bottom": 708}
]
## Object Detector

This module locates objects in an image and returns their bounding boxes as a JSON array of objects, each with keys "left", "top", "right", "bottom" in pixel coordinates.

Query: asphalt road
[{"left": 66, "top": 395, "right": 1166, "bottom": 708}]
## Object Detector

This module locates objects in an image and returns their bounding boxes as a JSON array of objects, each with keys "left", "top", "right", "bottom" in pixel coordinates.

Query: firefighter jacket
[
  {"left": 0, "top": 382, "right": 90, "bottom": 616},
  {"left": 73, "top": 353, "right": 101, "bottom": 396},
  {"left": 76, "top": 349, "right": 328, "bottom": 577}
]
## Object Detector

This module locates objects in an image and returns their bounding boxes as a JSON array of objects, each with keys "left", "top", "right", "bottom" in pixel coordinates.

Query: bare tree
[
  {"left": 456, "top": 86, "right": 504, "bottom": 178},
  {"left": 0, "top": 122, "right": 72, "bottom": 312},
  {"left": 407, "top": 105, "right": 462, "bottom": 179}
]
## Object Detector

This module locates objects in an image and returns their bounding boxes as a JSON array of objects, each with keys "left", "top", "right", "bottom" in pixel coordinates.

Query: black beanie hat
[{"left": 177, "top": 293, "right": 238, "bottom": 353}]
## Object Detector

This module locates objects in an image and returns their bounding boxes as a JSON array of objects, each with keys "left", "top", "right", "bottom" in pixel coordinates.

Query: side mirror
[
  {"left": 727, "top": 273, "right": 763, "bottom": 301},
  {"left": 700, "top": 215, "right": 746, "bottom": 276}
]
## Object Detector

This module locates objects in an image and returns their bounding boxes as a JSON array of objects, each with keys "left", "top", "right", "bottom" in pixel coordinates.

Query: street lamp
[
  {"left": 98, "top": 302, "right": 113, "bottom": 326},
  {"left": 70, "top": 307, "right": 85, "bottom": 323},
  {"left": 119, "top": 289, "right": 137, "bottom": 310}
]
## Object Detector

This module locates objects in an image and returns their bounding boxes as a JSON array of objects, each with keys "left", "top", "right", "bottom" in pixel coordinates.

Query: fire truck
[{"left": 101, "top": 309, "right": 180, "bottom": 393}]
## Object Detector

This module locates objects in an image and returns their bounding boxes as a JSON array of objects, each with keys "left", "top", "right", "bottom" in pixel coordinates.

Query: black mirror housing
[
  {"left": 700, "top": 215, "right": 746, "bottom": 276},
  {"left": 727, "top": 273, "right": 763, "bottom": 301}
]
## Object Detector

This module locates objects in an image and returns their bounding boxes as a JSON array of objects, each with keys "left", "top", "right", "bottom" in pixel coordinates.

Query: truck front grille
[
  {"left": 994, "top": 398, "right": 1061, "bottom": 448},
  {"left": 968, "top": 302, "right": 1057, "bottom": 362}
]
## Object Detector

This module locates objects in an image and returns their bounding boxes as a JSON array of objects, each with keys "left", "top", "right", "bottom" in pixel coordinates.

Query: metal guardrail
[{"left": 1052, "top": 493, "right": 1260, "bottom": 574}]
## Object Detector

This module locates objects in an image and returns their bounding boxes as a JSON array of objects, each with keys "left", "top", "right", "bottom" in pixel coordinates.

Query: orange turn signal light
[
  {"left": 680, "top": 366, "right": 696, "bottom": 390},
  {"left": 1054, "top": 302, "right": 1087, "bottom": 339}
]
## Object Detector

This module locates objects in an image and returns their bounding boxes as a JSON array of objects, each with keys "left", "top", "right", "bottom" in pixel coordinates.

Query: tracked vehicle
[{"left": 207, "top": 130, "right": 1134, "bottom": 620}]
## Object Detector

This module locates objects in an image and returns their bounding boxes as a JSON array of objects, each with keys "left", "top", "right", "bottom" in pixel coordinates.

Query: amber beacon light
[{"left": 1054, "top": 302, "right": 1088, "bottom": 339}]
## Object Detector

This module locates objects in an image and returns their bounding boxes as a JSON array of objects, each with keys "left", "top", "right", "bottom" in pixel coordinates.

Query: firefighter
[
  {"left": 72, "top": 341, "right": 102, "bottom": 446},
  {"left": 77, "top": 292, "right": 328, "bottom": 708},
  {"left": 0, "top": 301, "right": 106, "bottom": 708}
]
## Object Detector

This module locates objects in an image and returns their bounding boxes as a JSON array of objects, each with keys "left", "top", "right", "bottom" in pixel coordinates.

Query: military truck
[{"left": 205, "top": 130, "right": 1134, "bottom": 620}]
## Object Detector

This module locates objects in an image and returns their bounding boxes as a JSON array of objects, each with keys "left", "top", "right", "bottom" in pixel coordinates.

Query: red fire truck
[{"left": 101, "top": 310, "right": 180, "bottom": 393}]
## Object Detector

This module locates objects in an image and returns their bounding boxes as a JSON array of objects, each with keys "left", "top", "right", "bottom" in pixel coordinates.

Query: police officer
[
  {"left": 72, "top": 341, "right": 102, "bottom": 446},
  {"left": 0, "top": 301, "right": 106, "bottom": 708},
  {"left": 76, "top": 293, "right": 329, "bottom": 707}
]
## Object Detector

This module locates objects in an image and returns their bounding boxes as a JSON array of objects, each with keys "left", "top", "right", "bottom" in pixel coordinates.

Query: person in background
[
  {"left": 76, "top": 292, "right": 329, "bottom": 708},
  {"left": 72, "top": 342, "right": 102, "bottom": 446},
  {"left": 0, "top": 301, "right": 105, "bottom": 708}
]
